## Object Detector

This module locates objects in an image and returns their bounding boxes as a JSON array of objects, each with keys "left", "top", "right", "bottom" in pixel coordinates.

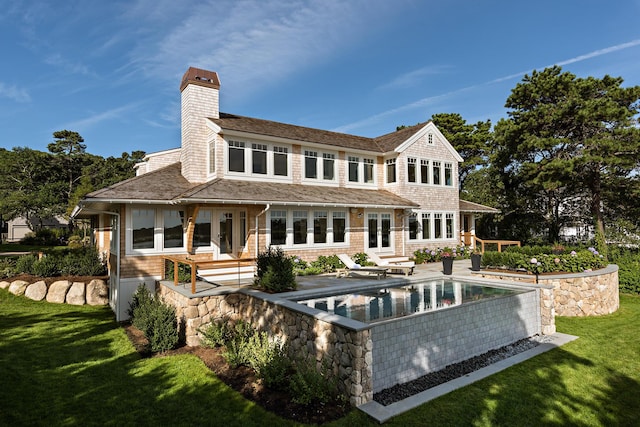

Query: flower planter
[
  {"left": 442, "top": 257, "right": 453, "bottom": 275},
  {"left": 471, "top": 253, "right": 482, "bottom": 271}
]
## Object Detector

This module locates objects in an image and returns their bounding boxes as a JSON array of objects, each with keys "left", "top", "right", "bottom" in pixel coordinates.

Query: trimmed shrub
[
  {"left": 32, "top": 255, "right": 61, "bottom": 277},
  {"left": 128, "top": 284, "right": 178, "bottom": 352},
  {"left": 60, "top": 247, "right": 106, "bottom": 276},
  {"left": 245, "top": 331, "right": 290, "bottom": 389},
  {"left": 0, "top": 257, "right": 16, "bottom": 278},
  {"left": 198, "top": 319, "right": 232, "bottom": 348},
  {"left": 255, "top": 246, "right": 296, "bottom": 292}
]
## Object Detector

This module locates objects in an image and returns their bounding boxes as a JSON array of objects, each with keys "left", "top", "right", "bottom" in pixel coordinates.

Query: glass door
[
  {"left": 214, "top": 210, "right": 247, "bottom": 259},
  {"left": 367, "top": 212, "right": 392, "bottom": 252}
]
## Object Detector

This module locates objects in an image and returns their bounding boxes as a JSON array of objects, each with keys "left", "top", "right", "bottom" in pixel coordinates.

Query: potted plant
[
  {"left": 470, "top": 248, "right": 482, "bottom": 271},
  {"left": 440, "top": 248, "right": 453, "bottom": 275}
]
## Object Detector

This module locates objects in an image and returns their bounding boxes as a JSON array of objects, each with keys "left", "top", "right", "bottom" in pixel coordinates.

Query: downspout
[{"left": 255, "top": 204, "right": 271, "bottom": 257}]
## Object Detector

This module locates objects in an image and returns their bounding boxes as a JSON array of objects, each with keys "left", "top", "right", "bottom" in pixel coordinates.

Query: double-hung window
[
  {"left": 364, "top": 158, "right": 375, "bottom": 183},
  {"left": 434, "top": 213, "right": 443, "bottom": 239},
  {"left": 323, "top": 153, "right": 335, "bottom": 180},
  {"left": 446, "top": 213, "right": 454, "bottom": 239},
  {"left": 314, "top": 211, "right": 328, "bottom": 243},
  {"left": 407, "top": 157, "right": 417, "bottom": 183},
  {"left": 273, "top": 146, "right": 288, "bottom": 176},
  {"left": 293, "top": 211, "right": 308, "bottom": 244},
  {"left": 228, "top": 141, "right": 245, "bottom": 173},
  {"left": 270, "top": 211, "right": 287, "bottom": 245},
  {"left": 163, "top": 210, "right": 184, "bottom": 249},
  {"left": 252, "top": 143, "right": 267, "bottom": 174},
  {"left": 386, "top": 159, "right": 396, "bottom": 183},
  {"left": 332, "top": 212, "right": 346, "bottom": 243},
  {"left": 194, "top": 210, "right": 212, "bottom": 247},
  {"left": 432, "top": 161, "right": 441, "bottom": 185},
  {"left": 421, "top": 159, "right": 429, "bottom": 184},
  {"left": 421, "top": 213, "right": 431, "bottom": 239},
  {"left": 444, "top": 162, "right": 453, "bottom": 186},
  {"left": 304, "top": 151, "right": 318, "bottom": 179},
  {"left": 348, "top": 156, "right": 359, "bottom": 182},
  {"left": 409, "top": 215, "right": 419, "bottom": 240}
]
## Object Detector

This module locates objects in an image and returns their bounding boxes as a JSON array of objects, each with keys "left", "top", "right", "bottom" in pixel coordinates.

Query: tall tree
[
  {"left": 493, "top": 66, "right": 640, "bottom": 245},
  {"left": 48, "top": 130, "right": 90, "bottom": 201}
]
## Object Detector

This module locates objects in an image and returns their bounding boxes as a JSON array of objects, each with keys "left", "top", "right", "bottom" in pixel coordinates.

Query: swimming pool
[{"left": 294, "top": 279, "right": 524, "bottom": 324}]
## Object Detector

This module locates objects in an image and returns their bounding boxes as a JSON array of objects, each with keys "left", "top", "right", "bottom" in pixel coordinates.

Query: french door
[
  {"left": 214, "top": 210, "right": 246, "bottom": 259},
  {"left": 366, "top": 212, "right": 392, "bottom": 252}
]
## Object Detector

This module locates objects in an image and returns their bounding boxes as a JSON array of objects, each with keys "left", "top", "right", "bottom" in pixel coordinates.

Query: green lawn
[{"left": 1, "top": 289, "right": 638, "bottom": 427}]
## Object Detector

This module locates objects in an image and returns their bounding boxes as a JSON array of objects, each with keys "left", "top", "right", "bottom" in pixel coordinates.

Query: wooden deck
[{"left": 163, "top": 255, "right": 256, "bottom": 294}]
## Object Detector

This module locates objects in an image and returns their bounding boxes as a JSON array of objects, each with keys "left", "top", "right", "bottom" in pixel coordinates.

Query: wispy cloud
[
  {"left": 378, "top": 65, "right": 453, "bottom": 90},
  {"left": 0, "top": 82, "right": 31, "bottom": 103},
  {"left": 63, "top": 102, "right": 140, "bottom": 131},
  {"left": 339, "top": 39, "right": 640, "bottom": 133},
  {"left": 44, "top": 53, "right": 95, "bottom": 77},
  {"left": 119, "top": 0, "right": 406, "bottom": 98}
]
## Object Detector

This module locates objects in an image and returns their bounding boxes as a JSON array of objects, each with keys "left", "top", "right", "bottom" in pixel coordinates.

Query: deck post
[{"left": 173, "top": 261, "right": 179, "bottom": 285}]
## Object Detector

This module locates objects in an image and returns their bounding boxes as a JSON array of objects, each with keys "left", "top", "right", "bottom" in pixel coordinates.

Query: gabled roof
[{"left": 80, "top": 162, "right": 418, "bottom": 210}]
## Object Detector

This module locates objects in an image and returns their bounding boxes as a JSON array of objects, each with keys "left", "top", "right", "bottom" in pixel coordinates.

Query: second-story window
[
  {"left": 323, "top": 153, "right": 335, "bottom": 180},
  {"left": 386, "top": 159, "right": 396, "bottom": 183},
  {"left": 432, "top": 161, "right": 441, "bottom": 185},
  {"left": 348, "top": 156, "right": 359, "bottom": 182},
  {"left": 273, "top": 146, "right": 288, "bottom": 176},
  {"left": 252, "top": 143, "right": 267, "bottom": 174},
  {"left": 444, "top": 162, "right": 453, "bottom": 186},
  {"left": 421, "top": 159, "right": 429, "bottom": 184},
  {"left": 364, "top": 158, "right": 375, "bottom": 183},
  {"left": 228, "top": 141, "right": 245, "bottom": 173},
  {"left": 304, "top": 151, "right": 318, "bottom": 179},
  {"left": 407, "top": 157, "right": 417, "bottom": 183}
]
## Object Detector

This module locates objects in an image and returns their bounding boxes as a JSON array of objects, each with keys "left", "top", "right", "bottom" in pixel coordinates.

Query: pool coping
[{"left": 357, "top": 332, "right": 578, "bottom": 423}]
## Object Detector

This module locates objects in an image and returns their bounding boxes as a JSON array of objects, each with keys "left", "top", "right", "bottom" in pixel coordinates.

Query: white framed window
[
  {"left": 132, "top": 208, "right": 155, "bottom": 250},
  {"left": 434, "top": 213, "right": 443, "bottom": 239},
  {"left": 163, "top": 210, "right": 184, "bottom": 249},
  {"left": 273, "top": 146, "right": 288, "bottom": 176},
  {"left": 444, "top": 162, "right": 453, "bottom": 186},
  {"left": 252, "top": 143, "right": 267, "bottom": 175},
  {"left": 421, "top": 213, "right": 431, "bottom": 239},
  {"left": 128, "top": 207, "right": 190, "bottom": 254},
  {"left": 228, "top": 141, "right": 245, "bottom": 173},
  {"left": 385, "top": 159, "right": 396, "bottom": 183},
  {"left": 408, "top": 215, "right": 419, "bottom": 240},
  {"left": 348, "top": 156, "right": 359, "bottom": 182},
  {"left": 208, "top": 140, "right": 216, "bottom": 174},
  {"left": 407, "top": 157, "right": 417, "bottom": 183},
  {"left": 420, "top": 159, "right": 429, "bottom": 184},
  {"left": 323, "top": 153, "right": 335, "bottom": 180},
  {"left": 364, "top": 158, "right": 375, "bottom": 183},
  {"left": 193, "top": 210, "right": 212, "bottom": 248},
  {"left": 428, "top": 133, "right": 434, "bottom": 144},
  {"left": 432, "top": 161, "right": 441, "bottom": 185},
  {"left": 304, "top": 151, "right": 318, "bottom": 179},
  {"left": 267, "top": 208, "right": 349, "bottom": 248},
  {"left": 446, "top": 213, "right": 454, "bottom": 239}
]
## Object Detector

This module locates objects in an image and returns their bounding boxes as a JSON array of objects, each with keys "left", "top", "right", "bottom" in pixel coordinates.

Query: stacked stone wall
[{"left": 157, "top": 283, "right": 373, "bottom": 406}]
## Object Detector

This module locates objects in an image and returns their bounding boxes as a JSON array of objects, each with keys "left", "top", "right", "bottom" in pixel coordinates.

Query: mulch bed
[{"left": 122, "top": 323, "right": 350, "bottom": 425}]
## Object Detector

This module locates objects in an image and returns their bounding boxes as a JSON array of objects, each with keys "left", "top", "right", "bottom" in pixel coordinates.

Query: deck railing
[
  {"left": 473, "top": 237, "right": 521, "bottom": 253},
  {"left": 162, "top": 255, "right": 256, "bottom": 294}
]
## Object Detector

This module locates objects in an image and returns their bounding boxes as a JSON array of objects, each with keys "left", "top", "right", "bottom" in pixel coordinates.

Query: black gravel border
[{"left": 374, "top": 337, "right": 541, "bottom": 406}]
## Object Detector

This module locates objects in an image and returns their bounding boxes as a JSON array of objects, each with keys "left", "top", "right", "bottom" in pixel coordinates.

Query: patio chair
[
  {"left": 336, "top": 254, "right": 388, "bottom": 279},
  {"left": 367, "top": 252, "right": 415, "bottom": 276}
]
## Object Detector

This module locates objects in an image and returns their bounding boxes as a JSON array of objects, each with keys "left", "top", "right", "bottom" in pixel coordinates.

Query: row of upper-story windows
[
  {"left": 209, "top": 139, "right": 455, "bottom": 187},
  {"left": 406, "top": 157, "right": 454, "bottom": 186}
]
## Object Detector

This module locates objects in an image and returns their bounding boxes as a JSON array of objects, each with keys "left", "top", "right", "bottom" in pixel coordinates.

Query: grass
[
  {"left": 0, "top": 243, "right": 67, "bottom": 254},
  {"left": 1, "top": 289, "right": 639, "bottom": 427}
]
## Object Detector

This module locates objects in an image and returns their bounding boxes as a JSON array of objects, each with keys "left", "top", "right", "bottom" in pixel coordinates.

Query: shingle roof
[
  {"left": 83, "top": 162, "right": 417, "bottom": 209},
  {"left": 213, "top": 113, "right": 384, "bottom": 152},
  {"left": 459, "top": 199, "right": 500, "bottom": 213},
  {"left": 374, "top": 121, "right": 430, "bottom": 152}
]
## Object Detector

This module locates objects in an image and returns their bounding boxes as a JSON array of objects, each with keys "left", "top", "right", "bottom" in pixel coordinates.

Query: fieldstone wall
[
  {"left": 157, "top": 283, "right": 373, "bottom": 406},
  {"left": 0, "top": 278, "right": 109, "bottom": 306},
  {"left": 477, "top": 264, "right": 619, "bottom": 317}
]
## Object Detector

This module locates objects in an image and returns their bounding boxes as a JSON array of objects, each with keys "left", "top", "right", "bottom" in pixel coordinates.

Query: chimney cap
[{"left": 180, "top": 67, "right": 220, "bottom": 91}]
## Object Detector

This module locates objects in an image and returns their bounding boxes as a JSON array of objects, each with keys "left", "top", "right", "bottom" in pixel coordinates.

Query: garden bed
[{"left": 122, "top": 323, "right": 350, "bottom": 425}]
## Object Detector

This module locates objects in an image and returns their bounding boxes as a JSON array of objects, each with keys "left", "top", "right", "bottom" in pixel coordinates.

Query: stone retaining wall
[
  {"left": 0, "top": 278, "right": 109, "bottom": 306},
  {"left": 157, "top": 283, "right": 373, "bottom": 406},
  {"left": 477, "top": 264, "right": 619, "bottom": 317}
]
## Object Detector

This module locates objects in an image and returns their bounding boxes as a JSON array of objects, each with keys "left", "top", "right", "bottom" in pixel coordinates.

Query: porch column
[{"left": 185, "top": 204, "right": 201, "bottom": 254}]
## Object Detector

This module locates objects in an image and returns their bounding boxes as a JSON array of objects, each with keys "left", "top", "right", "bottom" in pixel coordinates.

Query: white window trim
[
  {"left": 302, "top": 148, "right": 338, "bottom": 185},
  {"left": 126, "top": 206, "right": 188, "bottom": 255},
  {"left": 406, "top": 210, "right": 457, "bottom": 242},
  {"left": 345, "top": 155, "right": 377, "bottom": 188},
  {"left": 266, "top": 208, "right": 350, "bottom": 249},
  {"left": 224, "top": 138, "right": 292, "bottom": 182}
]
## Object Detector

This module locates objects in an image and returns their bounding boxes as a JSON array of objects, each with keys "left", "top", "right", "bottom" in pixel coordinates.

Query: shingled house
[{"left": 72, "top": 67, "right": 495, "bottom": 320}]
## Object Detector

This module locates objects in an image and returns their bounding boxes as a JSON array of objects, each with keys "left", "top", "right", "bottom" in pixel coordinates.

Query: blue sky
[{"left": 1, "top": 0, "right": 640, "bottom": 158}]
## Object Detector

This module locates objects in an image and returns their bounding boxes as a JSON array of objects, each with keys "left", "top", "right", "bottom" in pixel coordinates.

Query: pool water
[{"left": 295, "top": 280, "right": 522, "bottom": 324}]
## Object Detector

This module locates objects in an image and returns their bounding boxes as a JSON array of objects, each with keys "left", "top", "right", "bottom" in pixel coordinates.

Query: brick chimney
[{"left": 180, "top": 67, "right": 220, "bottom": 183}]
